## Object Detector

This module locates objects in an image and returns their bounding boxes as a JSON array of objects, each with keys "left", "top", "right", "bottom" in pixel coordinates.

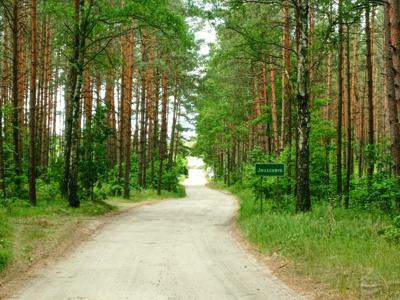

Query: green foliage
[
  {"left": 309, "top": 110, "right": 336, "bottom": 199},
  {"left": 96, "top": 152, "right": 187, "bottom": 199},
  {"left": 350, "top": 175, "right": 400, "bottom": 213},
  {"left": 79, "top": 106, "right": 113, "bottom": 200},
  {"left": 36, "top": 180, "right": 62, "bottom": 203},
  {"left": 384, "top": 215, "right": 400, "bottom": 242}
]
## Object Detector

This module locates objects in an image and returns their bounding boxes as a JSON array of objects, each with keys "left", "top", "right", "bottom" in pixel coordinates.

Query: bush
[
  {"left": 37, "top": 180, "right": 62, "bottom": 203},
  {"left": 350, "top": 176, "right": 400, "bottom": 213}
]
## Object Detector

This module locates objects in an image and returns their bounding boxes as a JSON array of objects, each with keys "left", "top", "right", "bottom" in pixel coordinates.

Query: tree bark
[
  {"left": 138, "top": 30, "right": 147, "bottom": 188},
  {"left": 63, "top": 0, "right": 86, "bottom": 207},
  {"left": 123, "top": 31, "right": 134, "bottom": 199},
  {"left": 336, "top": 0, "right": 344, "bottom": 199},
  {"left": 29, "top": 0, "right": 37, "bottom": 206},
  {"left": 151, "top": 69, "right": 160, "bottom": 186},
  {"left": 295, "top": 0, "right": 311, "bottom": 212},
  {"left": 269, "top": 56, "right": 279, "bottom": 156},
  {"left": 157, "top": 64, "right": 169, "bottom": 195},
  {"left": 12, "top": 0, "right": 23, "bottom": 188},
  {"left": 146, "top": 32, "right": 155, "bottom": 184},
  {"left": 168, "top": 73, "right": 178, "bottom": 169},
  {"left": 105, "top": 68, "right": 117, "bottom": 166},
  {"left": 387, "top": 0, "right": 400, "bottom": 176},
  {"left": 41, "top": 23, "right": 51, "bottom": 171},
  {"left": 281, "top": 0, "right": 291, "bottom": 152},
  {"left": 324, "top": 49, "right": 333, "bottom": 184},
  {"left": 0, "top": 19, "right": 9, "bottom": 198},
  {"left": 365, "top": 5, "right": 375, "bottom": 180},
  {"left": 345, "top": 25, "right": 352, "bottom": 209}
]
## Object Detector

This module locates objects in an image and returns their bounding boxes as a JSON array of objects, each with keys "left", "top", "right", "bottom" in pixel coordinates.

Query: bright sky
[
  {"left": 193, "top": 19, "right": 217, "bottom": 57},
  {"left": 186, "top": 1, "right": 217, "bottom": 58}
]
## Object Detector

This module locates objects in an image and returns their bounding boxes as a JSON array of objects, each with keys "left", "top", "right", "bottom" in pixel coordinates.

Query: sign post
[{"left": 255, "top": 163, "right": 285, "bottom": 214}]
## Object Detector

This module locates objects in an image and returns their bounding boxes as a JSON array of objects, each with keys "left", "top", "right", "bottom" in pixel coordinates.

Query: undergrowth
[{"left": 226, "top": 183, "right": 400, "bottom": 299}]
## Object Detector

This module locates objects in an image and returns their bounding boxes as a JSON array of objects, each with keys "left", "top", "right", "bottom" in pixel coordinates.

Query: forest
[
  {"left": 194, "top": 0, "right": 400, "bottom": 296},
  {"left": 0, "top": 0, "right": 198, "bottom": 283},
  {"left": 196, "top": 0, "right": 400, "bottom": 213},
  {"left": 0, "top": 0, "right": 399, "bottom": 298},
  {"left": 0, "top": 0, "right": 196, "bottom": 208}
]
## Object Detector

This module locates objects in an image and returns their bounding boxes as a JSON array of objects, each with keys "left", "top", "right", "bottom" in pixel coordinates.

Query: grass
[{"left": 224, "top": 184, "right": 400, "bottom": 299}]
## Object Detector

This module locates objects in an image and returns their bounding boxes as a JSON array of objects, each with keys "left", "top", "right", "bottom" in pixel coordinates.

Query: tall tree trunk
[
  {"left": 17, "top": 2, "right": 25, "bottom": 164},
  {"left": 324, "top": 49, "right": 333, "bottom": 184},
  {"left": 173, "top": 102, "right": 181, "bottom": 165},
  {"left": 0, "top": 19, "right": 9, "bottom": 198},
  {"left": 133, "top": 81, "right": 140, "bottom": 154},
  {"left": 309, "top": 0, "right": 315, "bottom": 106},
  {"left": 41, "top": 23, "right": 51, "bottom": 171},
  {"left": 151, "top": 69, "right": 160, "bottom": 186},
  {"left": 119, "top": 38, "right": 126, "bottom": 182},
  {"left": 29, "top": 0, "right": 37, "bottom": 206},
  {"left": 281, "top": 0, "right": 291, "bottom": 152},
  {"left": 95, "top": 71, "right": 101, "bottom": 109},
  {"left": 259, "top": 63, "right": 268, "bottom": 152},
  {"left": 351, "top": 25, "right": 359, "bottom": 178},
  {"left": 336, "top": 0, "right": 344, "bottom": 199},
  {"left": 105, "top": 69, "right": 116, "bottom": 167},
  {"left": 283, "top": 0, "right": 293, "bottom": 193},
  {"left": 365, "top": 5, "right": 375, "bottom": 180},
  {"left": 295, "top": 0, "right": 311, "bottom": 212},
  {"left": 138, "top": 30, "right": 147, "bottom": 188},
  {"left": 359, "top": 73, "right": 367, "bottom": 177},
  {"left": 387, "top": 0, "right": 400, "bottom": 177},
  {"left": 146, "top": 32, "right": 155, "bottom": 184},
  {"left": 123, "top": 31, "right": 134, "bottom": 199},
  {"left": 157, "top": 65, "right": 169, "bottom": 195},
  {"left": 83, "top": 68, "right": 94, "bottom": 198},
  {"left": 36, "top": 18, "right": 45, "bottom": 169},
  {"left": 63, "top": 0, "right": 86, "bottom": 207},
  {"left": 345, "top": 25, "right": 352, "bottom": 209},
  {"left": 12, "top": 0, "right": 22, "bottom": 188},
  {"left": 168, "top": 73, "right": 178, "bottom": 169},
  {"left": 269, "top": 56, "right": 279, "bottom": 156}
]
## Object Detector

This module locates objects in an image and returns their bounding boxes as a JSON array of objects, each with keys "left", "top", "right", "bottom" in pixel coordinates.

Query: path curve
[{"left": 10, "top": 159, "right": 302, "bottom": 300}]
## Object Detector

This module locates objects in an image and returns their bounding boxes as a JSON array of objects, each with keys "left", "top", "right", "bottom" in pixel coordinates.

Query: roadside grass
[{"left": 225, "top": 184, "right": 400, "bottom": 299}]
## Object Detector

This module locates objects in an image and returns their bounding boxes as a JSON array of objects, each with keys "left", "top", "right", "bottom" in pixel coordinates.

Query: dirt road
[{"left": 10, "top": 159, "right": 302, "bottom": 300}]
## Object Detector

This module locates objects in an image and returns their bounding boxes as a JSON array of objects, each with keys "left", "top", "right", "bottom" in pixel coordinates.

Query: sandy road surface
[{"left": 10, "top": 158, "right": 302, "bottom": 300}]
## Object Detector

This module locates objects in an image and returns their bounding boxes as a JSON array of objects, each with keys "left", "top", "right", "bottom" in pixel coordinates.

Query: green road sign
[{"left": 255, "top": 163, "right": 285, "bottom": 176}]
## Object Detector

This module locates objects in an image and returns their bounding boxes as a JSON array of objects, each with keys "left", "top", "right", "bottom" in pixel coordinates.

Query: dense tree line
[
  {"left": 0, "top": 0, "right": 196, "bottom": 207},
  {"left": 195, "top": 0, "right": 400, "bottom": 212}
]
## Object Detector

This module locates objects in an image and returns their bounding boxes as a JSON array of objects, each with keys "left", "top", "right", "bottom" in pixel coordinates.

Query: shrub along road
[{"left": 9, "top": 163, "right": 302, "bottom": 300}]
